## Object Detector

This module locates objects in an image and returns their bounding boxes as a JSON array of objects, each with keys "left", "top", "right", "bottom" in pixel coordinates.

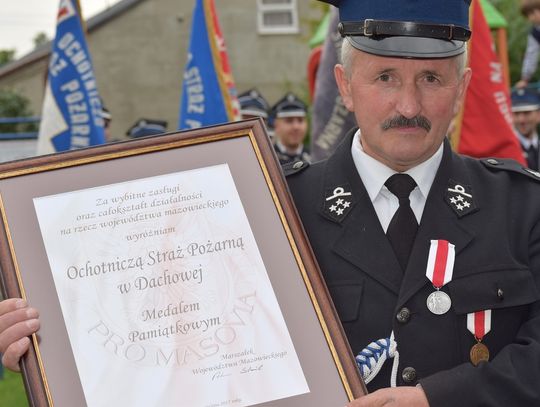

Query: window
[{"left": 257, "top": 0, "right": 299, "bottom": 35}]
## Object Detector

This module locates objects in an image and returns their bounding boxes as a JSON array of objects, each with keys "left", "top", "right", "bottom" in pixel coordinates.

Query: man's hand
[
  {"left": 0, "top": 298, "right": 40, "bottom": 372},
  {"left": 346, "top": 386, "right": 429, "bottom": 407}
]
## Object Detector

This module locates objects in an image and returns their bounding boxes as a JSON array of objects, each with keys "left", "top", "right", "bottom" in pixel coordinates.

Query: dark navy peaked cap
[
  {"left": 238, "top": 88, "right": 270, "bottom": 119},
  {"left": 127, "top": 118, "right": 167, "bottom": 138},
  {"left": 271, "top": 93, "right": 307, "bottom": 119},
  {"left": 319, "top": 0, "right": 472, "bottom": 58},
  {"left": 511, "top": 89, "right": 540, "bottom": 113}
]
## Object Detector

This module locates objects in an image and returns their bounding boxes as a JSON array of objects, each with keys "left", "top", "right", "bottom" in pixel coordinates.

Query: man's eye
[
  {"left": 378, "top": 73, "right": 391, "bottom": 82},
  {"left": 425, "top": 74, "right": 440, "bottom": 83}
]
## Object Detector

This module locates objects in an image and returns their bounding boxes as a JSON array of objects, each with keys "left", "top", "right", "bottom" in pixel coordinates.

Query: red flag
[{"left": 452, "top": 0, "right": 525, "bottom": 165}]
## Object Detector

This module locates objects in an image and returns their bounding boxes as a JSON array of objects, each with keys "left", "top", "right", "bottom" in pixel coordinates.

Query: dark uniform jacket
[
  {"left": 273, "top": 143, "right": 311, "bottom": 166},
  {"left": 519, "top": 138, "right": 540, "bottom": 171},
  {"left": 286, "top": 130, "right": 540, "bottom": 407}
]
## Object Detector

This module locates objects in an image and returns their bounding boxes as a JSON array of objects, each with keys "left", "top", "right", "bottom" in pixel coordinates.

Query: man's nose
[
  {"left": 292, "top": 119, "right": 303, "bottom": 129},
  {"left": 395, "top": 82, "right": 422, "bottom": 119}
]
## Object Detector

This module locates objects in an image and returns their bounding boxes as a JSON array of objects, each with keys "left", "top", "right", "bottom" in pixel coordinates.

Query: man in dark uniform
[
  {"left": 286, "top": 0, "right": 540, "bottom": 406},
  {"left": 511, "top": 88, "right": 540, "bottom": 170},
  {"left": 270, "top": 92, "right": 311, "bottom": 165},
  {"left": 2, "top": 2, "right": 540, "bottom": 407}
]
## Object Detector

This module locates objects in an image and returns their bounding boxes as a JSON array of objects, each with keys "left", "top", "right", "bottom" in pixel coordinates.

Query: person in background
[
  {"left": 270, "top": 92, "right": 310, "bottom": 165},
  {"left": 511, "top": 88, "right": 540, "bottom": 170},
  {"left": 515, "top": 0, "right": 540, "bottom": 89},
  {"left": 238, "top": 88, "right": 270, "bottom": 123},
  {"left": 238, "top": 88, "right": 273, "bottom": 139},
  {"left": 126, "top": 118, "right": 168, "bottom": 138}
]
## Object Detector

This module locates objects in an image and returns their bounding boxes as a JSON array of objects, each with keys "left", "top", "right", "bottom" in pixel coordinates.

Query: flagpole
[
  {"left": 74, "top": 0, "right": 87, "bottom": 34},
  {"left": 496, "top": 28, "right": 510, "bottom": 90}
]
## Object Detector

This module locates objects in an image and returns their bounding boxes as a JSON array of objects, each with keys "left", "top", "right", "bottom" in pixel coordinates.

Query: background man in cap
[
  {"left": 126, "top": 118, "right": 168, "bottom": 138},
  {"left": 238, "top": 88, "right": 270, "bottom": 123},
  {"left": 511, "top": 88, "right": 540, "bottom": 170},
  {"left": 238, "top": 88, "right": 274, "bottom": 138},
  {"left": 2, "top": 2, "right": 540, "bottom": 407},
  {"left": 286, "top": 0, "right": 540, "bottom": 406},
  {"left": 271, "top": 92, "right": 311, "bottom": 165}
]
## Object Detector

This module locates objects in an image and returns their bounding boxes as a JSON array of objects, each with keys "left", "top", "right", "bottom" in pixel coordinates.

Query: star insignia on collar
[
  {"left": 445, "top": 179, "right": 477, "bottom": 217},
  {"left": 323, "top": 185, "right": 354, "bottom": 222}
]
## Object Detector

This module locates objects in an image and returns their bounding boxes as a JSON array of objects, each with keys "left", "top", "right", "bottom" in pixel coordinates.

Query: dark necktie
[
  {"left": 527, "top": 145, "right": 539, "bottom": 171},
  {"left": 385, "top": 174, "right": 418, "bottom": 271}
]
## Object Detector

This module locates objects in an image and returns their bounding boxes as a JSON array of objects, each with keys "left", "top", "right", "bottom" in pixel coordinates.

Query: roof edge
[{"left": 0, "top": 0, "right": 146, "bottom": 80}]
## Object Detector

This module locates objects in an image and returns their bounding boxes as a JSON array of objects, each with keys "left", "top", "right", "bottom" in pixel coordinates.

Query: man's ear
[
  {"left": 334, "top": 64, "right": 354, "bottom": 112},
  {"left": 453, "top": 67, "right": 472, "bottom": 116}
]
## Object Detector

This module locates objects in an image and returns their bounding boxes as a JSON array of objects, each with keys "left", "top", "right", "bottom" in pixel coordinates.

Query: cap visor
[
  {"left": 347, "top": 36, "right": 466, "bottom": 58},
  {"left": 511, "top": 104, "right": 540, "bottom": 113},
  {"left": 276, "top": 111, "right": 306, "bottom": 118},
  {"left": 240, "top": 109, "right": 268, "bottom": 118}
]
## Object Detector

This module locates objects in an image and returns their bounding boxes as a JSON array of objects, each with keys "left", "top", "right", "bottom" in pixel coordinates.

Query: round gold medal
[{"left": 470, "top": 342, "right": 490, "bottom": 366}]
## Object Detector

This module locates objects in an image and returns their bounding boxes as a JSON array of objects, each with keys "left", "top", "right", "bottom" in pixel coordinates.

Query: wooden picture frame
[{"left": 0, "top": 119, "right": 366, "bottom": 406}]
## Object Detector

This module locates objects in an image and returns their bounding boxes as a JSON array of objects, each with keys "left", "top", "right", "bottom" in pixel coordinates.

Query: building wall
[
  {"left": 219, "top": 0, "right": 322, "bottom": 102},
  {"left": 0, "top": 0, "right": 324, "bottom": 143},
  {"left": 0, "top": 58, "right": 49, "bottom": 117},
  {"left": 88, "top": 0, "right": 188, "bottom": 139}
]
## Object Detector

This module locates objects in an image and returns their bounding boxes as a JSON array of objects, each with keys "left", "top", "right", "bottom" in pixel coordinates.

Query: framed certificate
[{"left": 0, "top": 119, "right": 366, "bottom": 406}]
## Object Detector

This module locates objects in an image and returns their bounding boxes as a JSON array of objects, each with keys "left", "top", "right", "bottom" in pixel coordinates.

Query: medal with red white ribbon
[
  {"left": 467, "top": 310, "right": 491, "bottom": 365},
  {"left": 425, "top": 240, "right": 455, "bottom": 315}
]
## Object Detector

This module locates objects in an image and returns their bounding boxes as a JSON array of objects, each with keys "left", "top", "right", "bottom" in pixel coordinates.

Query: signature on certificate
[
  {"left": 212, "top": 371, "right": 232, "bottom": 381},
  {"left": 240, "top": 364, "right": 263, "bottom": 374}
]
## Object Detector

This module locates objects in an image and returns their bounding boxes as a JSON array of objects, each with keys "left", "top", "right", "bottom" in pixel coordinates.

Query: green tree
[
  {"left": 491, "top": 0, "right": 531, "bottom": 84},
  {"left": 0, "top": 49, "right": 15, "bottom": 67},
  {"left": 33, "top": 32, "right": 49, "bottom": 48},
  {"left": 0, "top": 89, "right": 37, "bottom": 133}
]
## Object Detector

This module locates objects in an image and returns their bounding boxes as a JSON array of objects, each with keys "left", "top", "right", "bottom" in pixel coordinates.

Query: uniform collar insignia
[
  {"left": 323, "top": 185, "right": 354, "bottom": 223},
  {"left": 445, "top": 179, "right": 477, "bottom": 217}
]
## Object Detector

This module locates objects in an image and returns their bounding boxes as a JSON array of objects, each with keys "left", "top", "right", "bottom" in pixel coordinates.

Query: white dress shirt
[
  {"left": 350, "top": 130, "right": 443, "bottom": 232},
  {"left": 516, "top": 130, "right": 539, "bottom": 151}
]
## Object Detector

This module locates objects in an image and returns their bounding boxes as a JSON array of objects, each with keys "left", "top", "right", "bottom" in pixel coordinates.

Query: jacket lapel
[
  {"left": 321, "top": 130, "right": 403, "bottom": 294},
  {"left": 397, "top": 141, "right": 477, "bottom": 307},
  {"left": 334, "top": 208, "right": 403, "bottom": 294}
]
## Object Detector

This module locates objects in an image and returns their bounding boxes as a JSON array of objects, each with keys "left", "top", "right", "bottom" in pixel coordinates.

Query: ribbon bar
[
  {"left": 467, "top": 310, "right": 492, "bottom": 340},
  {"left": 426, "top": 240, "right": 455, "bottom": 288}
]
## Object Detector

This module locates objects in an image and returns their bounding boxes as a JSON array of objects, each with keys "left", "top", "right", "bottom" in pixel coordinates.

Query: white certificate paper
[{"left": 33, "top": 164, "right": 309, "bottom": 407}]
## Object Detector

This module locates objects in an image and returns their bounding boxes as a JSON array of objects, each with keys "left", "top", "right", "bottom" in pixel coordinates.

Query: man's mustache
[{"left": 381, "top": 115, "right": 432, "bottom": 132}]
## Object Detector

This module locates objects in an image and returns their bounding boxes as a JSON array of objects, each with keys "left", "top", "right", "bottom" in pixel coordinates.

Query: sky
[{"left": 0, "top": 0, "right": 122, "bottom": 59}]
